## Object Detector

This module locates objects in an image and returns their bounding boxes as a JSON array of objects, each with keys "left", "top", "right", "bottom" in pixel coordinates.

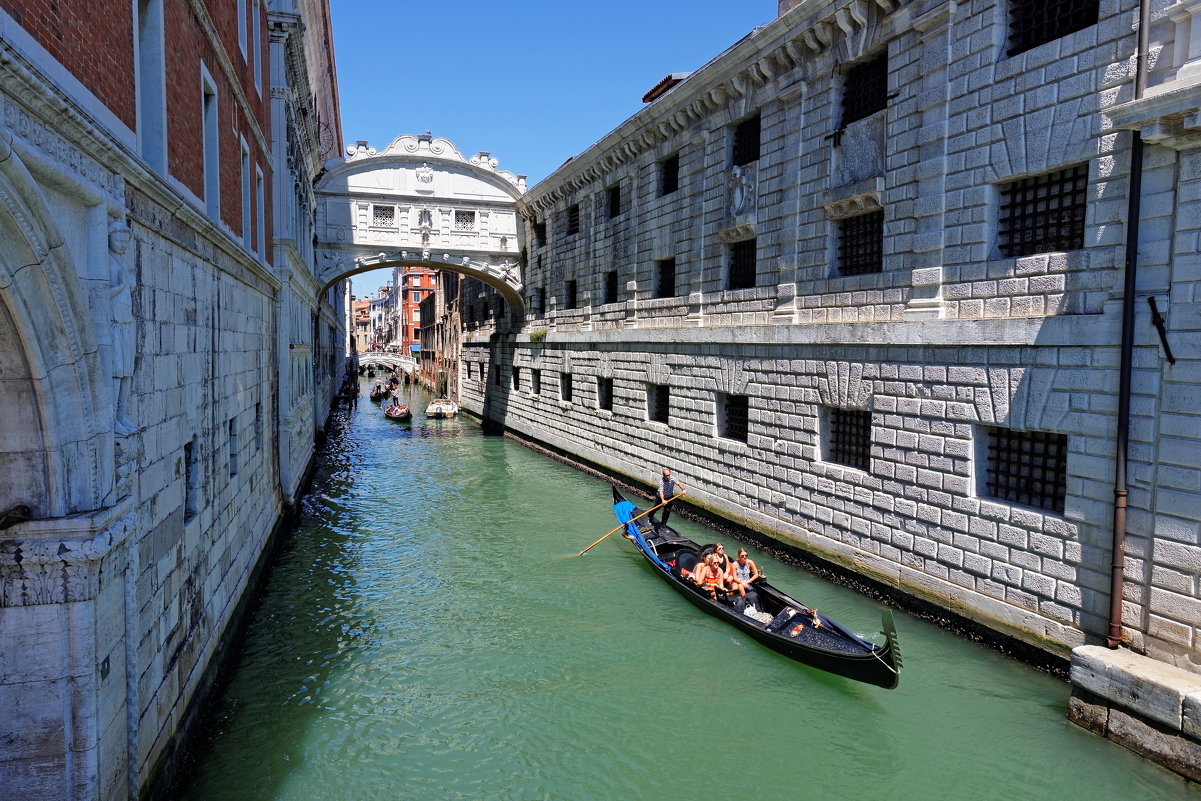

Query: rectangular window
[
  {"left": 183, "top": 438, "right": 199, "bottom": 523},
  {"left": 493, "top": 363, "right": 501, "bottom": 386},
  {"left": 1007, "top": 0, "right": 1099, "bottom": 57},
  {"left": 728, "top": 239, "right": 757, "bottom": 290},
  {"left": 237, "top": 0, "right": 247, "bottom": 58},
  {"left": 241, "top": 142, "right": 252, "bottom": 249},
  {"left": 534, "top": 220, "right": 547, "bottom": 246},
  {"left": 998, "top": 164, "right": 1088, "bottom": 258},
  {"left": 719, "top": 394, "right": 749, "bottom": 442},
  {"left": 566, "top": 204, "right": 580, "bottom": 235},
  {"left": 841, "top": 52, "right": 888, "bottom": 127},
  {"left": 597, "top": 377, "right": 614, "bottom": 411},
  {"left": 228, "top": 417, "right": 238, "bottom": 477},
  {"left": 202, "top": 69, "right": 220, "bottom": 218},
  {"left": 373, "top": 205, "right": 396, "bottom": 226},
  {"left": 454, "top": 210, "right": 476, "bottom": 230},
  {"left": 536, "top": 287, "right": 546, "bottom": 315},
  {"left": 655, "top": 257, "right": 676, "bottom": 298},
  {"left": 565, "top": 279, "right": 578, "bottom": 310},
  {"left": 648, "top": 384, "right": 670, "bottom": 424},
  {"left": 561, "top": 372, "right": 573, "bottom": 403},
  {"left": 983, "top": 427, "right": 1068, "bottom": 513},
  {"left": 251, "top": 0, "right": 262, "bottom": 92},
  {"left": 532, "top": 368, "right": 542, "bottom": 395},
  {"left": 136, "top": 0, "right": 167, "bottom": 172},
  {"left": 838, "top": 210, "right": 884, "bottom": 276},
  {"left": 827, "top": 408, "right": 872, "bottom": 471},
  {"left": 512, "top": 366, "right": 521, "bottom": 391},
  {"left": 255, "top": 165, "right": 265, "bottom": 256},
  {"left": 255, "top": 401, "right": 262, "bottom": 452},
  {"left": 607, "top": 184, "right": 622, "bottom": 219},
  {"left": 732, "top": 113, "right": 761, "bottom": 166},
  {"left": 603, "top": 270, "right": 619, "bottom": 305},
  {"left": 660, "top": 153, "right": 680, "bottom": 196}
]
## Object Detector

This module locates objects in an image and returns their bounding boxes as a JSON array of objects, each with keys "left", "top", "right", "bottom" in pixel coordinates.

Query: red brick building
[{"left": 399, "top": 267, "right": 437, "bottom": 354}]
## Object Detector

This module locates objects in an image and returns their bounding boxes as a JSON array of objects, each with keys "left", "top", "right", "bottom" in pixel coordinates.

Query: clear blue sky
[{"left": 331, "top": 1, "right": 776, "bottom": 187}]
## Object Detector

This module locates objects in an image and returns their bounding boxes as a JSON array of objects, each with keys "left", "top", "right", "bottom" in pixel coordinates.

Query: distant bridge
[{"left": 357, "top": 352, "right": 417, "bottom": 375}]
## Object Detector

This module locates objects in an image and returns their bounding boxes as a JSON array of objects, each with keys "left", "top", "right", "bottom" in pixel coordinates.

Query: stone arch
[{"left": 0, "top": 130, "right": 109, "bottom": 519}]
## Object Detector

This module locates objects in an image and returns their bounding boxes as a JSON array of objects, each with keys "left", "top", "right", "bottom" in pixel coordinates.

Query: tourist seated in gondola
[
  {"left": 693, "top": 552, "right": 732, "bottom": 600},
  {"left": 728, "top": 548, "right": 761, "bottom": 610}
]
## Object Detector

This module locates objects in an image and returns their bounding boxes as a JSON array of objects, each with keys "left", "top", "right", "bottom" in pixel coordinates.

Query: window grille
[
  {"left": 1007, "top": 0, "right": 1099, "bottom": 57},
  {"left": 566, "top": 204, "right": 580, "bottom": 235},
  {"left": 998, "top": 165, "right": 1088, "bottom": 258},
  {"left": 728, "top": 239, "right": 757, "bottom": 290},
  {"left": 828, "top": 408, "right": 872, "bottom": 471},
  {"left": 604, "top": 270, "right": 619, "bottom": 304},
  {"left": 649, "top": 384, "right": 670, "bottom": 424},
  {"left": 512, "top": 366, "right": 521, "bottom": 391},
  {"left": 732, "top": 114, "right": 761, "bottom": 166},
  {"left": 660, "top": 153, "right": 680, "bottom": 196},
  {"left": 598, "top": 377, "right": 614, "bottom": 411},
  {"left": 373, "top": 205, "right": 395, "bottom": 226},
  {"left": 838, "top": 211, "right": 884, "bottom": 276},
  {"left": 608, "top": 184, "right": 622, "bottom": 219},
  {"left": 656, "top": 257, "right": 676, "bottom": 298},
  {"left": 561, "top": 373, "right": 573, "bottom": 402},
  {"left": 454, "top": 210, "right": 475, "bottom": 231},
  {"left": 532, "top": 369, "right": 542, "bottom": 395},
  {"left": 842, "top": 53, "right": 888, "bottom": 127},
  {"left": 565, "top": 279, "right": 578, "bottom": 310},
  {"left": 721, "top": 394, "right": 749, "bottom": 442},
  {"left": 984, "top": 427, "right": 1068, "bottom": 513}
]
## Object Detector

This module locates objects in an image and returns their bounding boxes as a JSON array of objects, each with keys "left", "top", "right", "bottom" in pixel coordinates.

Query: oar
[{"left": 575, "top": 496, "right": 677, "bottom": 557}]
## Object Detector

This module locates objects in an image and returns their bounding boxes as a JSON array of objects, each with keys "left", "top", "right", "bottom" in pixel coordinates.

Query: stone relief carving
[
  {"left": 730, "top": 164, "right": 756, "bottom": 217},
  {"left": 108, "top": 220, "right": 136, "bottom": 436}
]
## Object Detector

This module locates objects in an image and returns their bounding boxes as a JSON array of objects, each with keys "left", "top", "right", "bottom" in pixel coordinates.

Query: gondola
[
  {"left": 383, "top": 404, "right": 411, "bottom": 423},
  {"left": 611, "top": 487, "right": 902, "bottom": 689},
  {"left": 369, "top": 387, "right": 389, "bottom": 402}
]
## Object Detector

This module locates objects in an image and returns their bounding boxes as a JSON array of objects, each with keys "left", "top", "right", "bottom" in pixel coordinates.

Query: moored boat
[
  {"left": 610, "top": 486, "right": 902, "bottom": 689},
  {"left": 383, "top": 404, "right": 411, "bottom": 423},
  {"left": 425, "top": 398, "right": 458, "bottom": 418}
]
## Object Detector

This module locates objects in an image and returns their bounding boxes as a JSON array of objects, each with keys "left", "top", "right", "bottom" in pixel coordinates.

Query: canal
[{"left": 179, "top": 381, "right": 1200, "bottom": 801}]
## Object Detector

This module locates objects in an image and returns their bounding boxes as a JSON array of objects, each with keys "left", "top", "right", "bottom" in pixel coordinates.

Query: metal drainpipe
[{"left": 1107, "top": 0, "right": 1152, "bottom": 649}]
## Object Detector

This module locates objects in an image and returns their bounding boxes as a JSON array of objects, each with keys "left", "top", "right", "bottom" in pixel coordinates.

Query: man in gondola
[{"left": 649, "top": 467, "right": 685, "bottom": 528}]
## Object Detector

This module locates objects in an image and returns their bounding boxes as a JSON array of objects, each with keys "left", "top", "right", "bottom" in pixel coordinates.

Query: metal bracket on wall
[{"left": 1147, "top": 296, "right": 1176, "bottom": 365}]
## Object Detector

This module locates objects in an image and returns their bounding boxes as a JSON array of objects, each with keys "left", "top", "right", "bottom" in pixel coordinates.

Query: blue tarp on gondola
[{"left": 613, "top": 500, "right": 669, "bottom": 569}]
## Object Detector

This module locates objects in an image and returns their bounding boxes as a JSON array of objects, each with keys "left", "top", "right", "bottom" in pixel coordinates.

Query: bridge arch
[{"left": 314, "top": 133, "right": 527, "bottom": 316}]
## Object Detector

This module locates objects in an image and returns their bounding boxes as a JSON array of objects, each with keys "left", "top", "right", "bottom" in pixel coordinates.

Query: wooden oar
[{"left": 575, "top": 496, "right": 678, "bottom": 557}]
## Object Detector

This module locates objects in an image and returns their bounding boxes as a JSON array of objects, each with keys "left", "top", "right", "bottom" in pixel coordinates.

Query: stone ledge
[{"left": 1071, "top": 645, "right": 1201, "bottom": 733}]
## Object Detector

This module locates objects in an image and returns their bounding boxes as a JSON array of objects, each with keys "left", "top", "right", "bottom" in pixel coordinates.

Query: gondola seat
[{"left": 675, "top": 551, "right": 699, "bottom": 580}]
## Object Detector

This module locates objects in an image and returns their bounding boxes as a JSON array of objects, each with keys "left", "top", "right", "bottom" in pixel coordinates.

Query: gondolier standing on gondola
[{"left": 650, "top": 468, "right": 685, "bottom": 528}]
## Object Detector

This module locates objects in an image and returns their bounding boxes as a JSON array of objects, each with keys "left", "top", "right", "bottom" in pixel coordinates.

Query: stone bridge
[
  {"left": 357, "top": 352, "right": 417, "bottom": 375},
  {"left": 314, "top": 133, "right": 527, "bottom": 315}
]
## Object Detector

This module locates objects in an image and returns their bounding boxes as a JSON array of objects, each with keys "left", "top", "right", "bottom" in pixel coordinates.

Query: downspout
[{"left": 1107, "top": 0, "right": 1151, "bottom": 648}]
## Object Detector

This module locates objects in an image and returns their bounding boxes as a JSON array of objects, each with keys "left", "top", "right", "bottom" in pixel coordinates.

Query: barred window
[
  {"left": 566, "top": 204, "right": 580, "bottom": 235},
  {"left": 656, "top": 257, "right": 676, "bottom": 298},
  {"left": 842, "top": 53, "right": 888, "bottom": 127},
  {"left": 732, "top": 113, "right": 761, "bottom": 166},
  {"left": 838, "top": 211, "right": 884, "bottom": 276},
  {"left": 983, "top": 427, "right": 1068, "bottom": 513},
  {"left": 604, "top": 270, "right": 619, "bottom": 304},
  {"left": 728, "top": 238, "right": 757, "bottom": 290},
  {"left": 719, "top": 394, "right": 749, "bottom": 442},
  {"left": 532, "top": 369, "right": 542, "bottom": 395},
  {"left": 597, "top": 377, "right": 614, "bottom": 411},
  {"left": 565, "top": 279, "right": 578, "bottom": 310},
  {"left": 512, "top": 366, "right": 521, "bottom": 391},
  {"left": 561, "top": 372, "right": 573, "bottom": 402},
  {"left": 372, "top": 205, "right": 395, "bottom": 226},
  {"left": 827, "top": 408, "right": 872, "bottom": 471},
  {"left": 648, "top": 384, "right": 670, "bottom": 424},
  {"left": 454, "top": 210, "right": 476, "bottom": 231},
  {"left": 660, "top": 153, "right": 680, "bottom": 196},
  {"left": 998, "top": 165, "right": 1088, "bottom": 258},
  {"left": 608, "top": 184, "right": 622, "bottom": 219},
  {"left": 1007, "top": 0, "right": 1099, "bottom": 57}
]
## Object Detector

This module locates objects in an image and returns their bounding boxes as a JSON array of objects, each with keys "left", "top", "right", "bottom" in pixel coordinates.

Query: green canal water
[{"left": 179, "top": 383, "right": 1200, "bottom": 801}]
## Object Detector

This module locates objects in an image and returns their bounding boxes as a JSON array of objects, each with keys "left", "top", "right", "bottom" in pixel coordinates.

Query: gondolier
[{"left": 650, "top": 467, "right": 684, "bottom": 527}]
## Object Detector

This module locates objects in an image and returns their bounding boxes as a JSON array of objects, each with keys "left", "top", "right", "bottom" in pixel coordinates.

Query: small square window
[
  {"left": 648, "top": 384, "right": 670, "bottom": 424},
  {"left": 719, "top": 394, "right": 749, "bottom": 442},
  {"left": 597, "top": 377, "right": 614, "bottom": 411},
  {"left": 660, "top": 153, "right": 680, "bottom": 196},
  {"left": 826, "top": 408, "right": 872, "bottom": 471},
  {"left": 838, "top": 211, "right": 884, "bottom": 276},
  {"left": 373, "top": 204, "right": 395, "bottom": 227},
  {"left": 1007, "top": 0, "right": 1099, "bottom": 57},
  {"left": 608, "top": 184, "right": 622, "bottom": 219},
  {"left": 455, "top": 210, "right": 476, "bottom": 231},
  {"left": 655, "top": 257, "right": 676, "bottom": 299},
  {"left": 603, "top": 270, "right": 619, "bottom": 305},
  {"left": 998, "top": 165, "right": 1088, "bottom": 258},
  {"left": 982, "top": 427, "right": 1068, "bottom": 513},
  {"left": 728, "top": 239, "right": 757, "bottom": 290},
  {"left": 566, "top": 204, "right": 580, "bottom": 235},
  {"left": 561, "top": 372, "right": 573, "bottom": 402},
  {"left": 732, "top": 114, "right": 761, "bottom": 166},
  {"left": 841, "top": 53, "right": 888, "bottom": 128}
]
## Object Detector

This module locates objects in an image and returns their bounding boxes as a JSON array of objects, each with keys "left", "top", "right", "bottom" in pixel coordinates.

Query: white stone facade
[{"left": 459, "top": 0, "right": 1201, "bottom": 707}]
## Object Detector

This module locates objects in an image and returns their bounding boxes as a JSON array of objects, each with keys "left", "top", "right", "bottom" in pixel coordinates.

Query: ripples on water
[{"left": 180, "top": 383, "right": 1201, "bottom": 801}]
